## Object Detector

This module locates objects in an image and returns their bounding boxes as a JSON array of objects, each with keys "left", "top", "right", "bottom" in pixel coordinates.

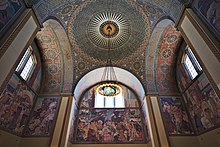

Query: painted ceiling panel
[{"left": 31, "top": 0, "right": 185, "bottom": 93}]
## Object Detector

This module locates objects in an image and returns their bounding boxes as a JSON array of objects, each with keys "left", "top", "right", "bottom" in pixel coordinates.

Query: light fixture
[{"left": 96, "top": 20, "right": 122, "bottom": 97}]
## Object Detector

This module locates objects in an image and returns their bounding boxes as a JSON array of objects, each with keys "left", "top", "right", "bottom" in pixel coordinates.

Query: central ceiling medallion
[
  {"left": 99, "top": 21, "right": 119, "bottom": 38},
  {"left": 67, "top": 0, "right": 150, "bottom": 62},
  {"left": 87, "top": 11, "right": 130, "bottom": 50}
]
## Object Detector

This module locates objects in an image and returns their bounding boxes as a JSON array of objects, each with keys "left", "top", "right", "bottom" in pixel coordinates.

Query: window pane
[
  {"left": 95, "top": 93, "right": 105, "bottom": 108},
  {"left": 188, "top": 48, "right": 202, "bottom": 71},
  {"left": 20, "top": 56, "right": 34, "bottom": 80},
  {"left": 185, "top": 55, "right": 198, "bottom": 79},
  {"left": 115, "top": 94, "right": 124, "bottom": 108},
  {"left": 16, "top": 48, "right": 31, "bottom": 72},
  {"left": 105, "top": 97, "right": 114, "bottom": 108},
  {"left": 95, "top": 88, "right": 125, "bottom": 108}
]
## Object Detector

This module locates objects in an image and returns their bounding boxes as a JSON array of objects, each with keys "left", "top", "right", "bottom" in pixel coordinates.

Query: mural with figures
[
  {"left": 0, "top": 74, "right": 35, "bottom": 135},
  {"left": 159, "top": 96, "right": 194, "bottom": 135},
  {"left": 183, "top": 73, "right": 220, "bottom": 134},
  {"left": 75, "top": 109, "right": 145, "bottom": 143},
  {"left": 0, "top": 0, "right": 24, "bottom": 34},
  {"left": 80, "top": 85, "right": 139, "bottom": 108},
  {"left": 193, "top": 0, "right": 220, "bottom": 37},
  {"left": 24, "top": 97, "right": 60, "bottom": 136},
  {"left": 69, "top": 98, "right": 78, "bottom": 144}
]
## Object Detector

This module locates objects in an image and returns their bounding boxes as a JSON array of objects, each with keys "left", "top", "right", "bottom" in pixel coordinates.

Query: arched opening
[
  {"left": 67, "top": 67, "right": 153, "bottom": 146},
  {"left": 35, "top": 19, "right": 74, "bottom": 94}
]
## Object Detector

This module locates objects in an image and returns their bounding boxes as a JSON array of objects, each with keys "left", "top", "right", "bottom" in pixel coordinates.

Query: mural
[
  {"left": 159, "top": 96, "right": 194, "bottom": 135},
  {"left": 184, "top": 73, "right": 220, "bottom": 134},
  {"left": 31, "top": 67, "right": 42, "bottom": 93},
  {"left": 0, "top": 0, "right": 24, "bottom": 34},
  {"left": 24, "top": 97, "right": 60, "bottom": 136},
  {"left": 75, "top": 108, "right": 145, "bottom": 143},
  {"left": 80, "top": 85, "right": 139, "bottom": 108},
  {"left": 193, "top": 0, "right": 220, "bottom": 37},
  {"left": 142, "top": 98, "right": 151, "bottom": 142},
  {"left": 68, "top": 98, "right": 78, "bottom": 144},
  {"left": 0, "top": 74, "right": 35, "bottom": 135}
]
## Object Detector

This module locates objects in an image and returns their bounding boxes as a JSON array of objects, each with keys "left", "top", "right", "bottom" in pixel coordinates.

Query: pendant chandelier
[{"left": 96, "top": 21, "right": 122, "bottom": 97}]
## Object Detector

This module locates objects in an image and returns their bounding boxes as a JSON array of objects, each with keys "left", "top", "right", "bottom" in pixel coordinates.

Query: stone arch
[
  {"left": 145, "top": 18, "right": 182, "bottom": 94},
  {"left": 35, "top": 19, "right": 73, "bottom": 94},
  {"left": 145, "top": 18, "right": 174, "bottom": 93},
  {"left": 73, "top": 67, "right": 145, "bottom": 105},
  {"left": 155, "top": 24, "right": 182, "bottom": 94}
]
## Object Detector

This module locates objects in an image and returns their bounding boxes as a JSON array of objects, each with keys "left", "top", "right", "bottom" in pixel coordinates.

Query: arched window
[
  {"left": 183, "top": 46, "right": 202, "bottom": 80},
  {"left": 16, "top": 46, "right": 37, "bottom": 80}
]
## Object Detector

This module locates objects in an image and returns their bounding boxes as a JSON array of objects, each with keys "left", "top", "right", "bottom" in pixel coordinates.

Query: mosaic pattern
[
  {"left": 0, "top": 74, "right": 35, "bottom": 135},
  {"left": 32, "top": 0, "right": 186, "bottom": 93},
  {"left": 67, "top": 0, "right": 151, "bottom": 63},
  {"left": 36, "top": 23, "right": 62, "bottom": 94},
  {"left": 36, "top": 20, "right": 74, "bottom": 94},
  {"left": 24, "top": 97, "right": 60, "bottom": 136},
  {"left": 34, "top": 0, "right": 186, "bottom": 23},
  {"left": 26, "top": 0, "right": 41, "bottom": 6},
  {"left": 145, "top": 21, "right": 170, "bottom": 93},
  {"left": 156, "top": 25, "right": 181, "bottom": 94},
  {"left": 75, "top": 108, "right": 145, "bottom": 143},
  {"left": 159, "top": 96, "right": 194, "bottom": 135},
  {"left": 183, "top": 73, "right": 220, "bottom": 134}
]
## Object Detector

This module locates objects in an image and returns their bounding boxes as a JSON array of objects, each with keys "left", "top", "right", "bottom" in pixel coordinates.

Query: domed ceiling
[
  {"left": 32, "top": 0, "right": 188, "bottom": 90},
  {"left": 67, "top": 0, "right": 150, "bottom": 63}
]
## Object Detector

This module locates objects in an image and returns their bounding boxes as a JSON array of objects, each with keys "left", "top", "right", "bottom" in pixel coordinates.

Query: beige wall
[
  {"left": 19, "top": 137, "right": 50, "bottom": 147},
  {"left": 0, "top": 130, "right": 20, "bottom": 147},
  {"left": 198, "top": 128, "right": 220, "bottom": 147},
  {"left": 150, "top": 96, "right": 169, "bottom": 147},
  {"left": 169, "top": 136, "right": 200, "bottom": 147},
  {"left": 50, "top": 96, "right": 69, "bottom": 147},
  {"left": 169, "top": 128, "right": 220, "bottom": 147}
]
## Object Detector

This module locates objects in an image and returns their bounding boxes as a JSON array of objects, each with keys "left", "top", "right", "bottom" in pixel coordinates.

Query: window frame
[
  {"left": 15, "top": 46, "right": 37, "bottom": 81},
  {"left": 95, "top": 91, "right": 125, "bottom": 108},
  {"left": 183, "top": 46, "right": 202, "bottom": 80}
]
